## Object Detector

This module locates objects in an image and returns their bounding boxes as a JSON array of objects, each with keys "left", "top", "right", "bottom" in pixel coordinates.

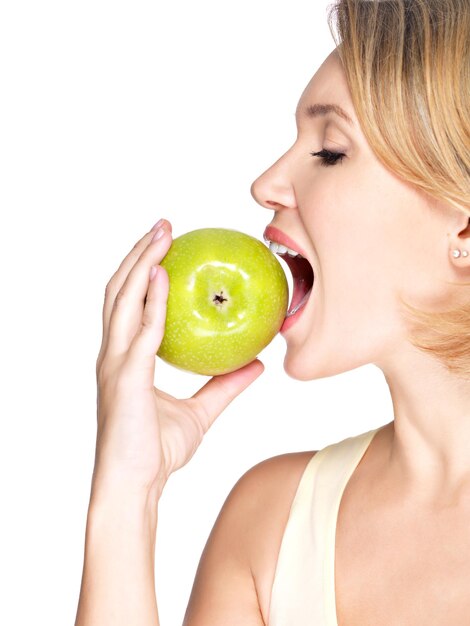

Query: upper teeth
[{"left": 267, "top": 240, "right": 302, "bottom": 257}]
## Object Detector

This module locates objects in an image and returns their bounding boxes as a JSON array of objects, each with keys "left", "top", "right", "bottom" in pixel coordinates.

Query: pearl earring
[{"left": 452, "top": 249, "right": 469, "bottom": 258}]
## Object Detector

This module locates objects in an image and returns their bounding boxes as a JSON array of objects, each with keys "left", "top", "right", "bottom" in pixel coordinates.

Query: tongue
[
  {"left": 287, "top": 287, "right": 312, "bottom": 317},
  {"left": 281, "top": 255, "right": 314, "bottom": 315}
]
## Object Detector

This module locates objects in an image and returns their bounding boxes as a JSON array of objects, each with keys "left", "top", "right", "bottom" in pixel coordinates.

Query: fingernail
[
  {"left": 151, "top": 218, "right": 164, "bottom": 231},
  {"left": 151, "top": 227, "right": 165, "bottom": 242}
]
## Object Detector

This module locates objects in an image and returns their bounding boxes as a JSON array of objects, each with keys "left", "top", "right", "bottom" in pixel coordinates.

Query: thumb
[{"left": 189, "top": 358, "right": 265, "bottom": 433}]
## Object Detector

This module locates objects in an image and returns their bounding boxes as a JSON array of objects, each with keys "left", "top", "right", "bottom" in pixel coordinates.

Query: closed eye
[{"left": 310, "top": 149, "right": 346, "bottom": 167}]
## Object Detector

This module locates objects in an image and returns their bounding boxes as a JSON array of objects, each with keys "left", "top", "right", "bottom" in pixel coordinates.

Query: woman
[{"left": 75, "top": 0, "right": 470, "bottom": 624}]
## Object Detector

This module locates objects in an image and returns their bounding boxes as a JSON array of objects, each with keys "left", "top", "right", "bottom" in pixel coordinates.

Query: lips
[{"left": 263, "top": 225, "right": 314, "bottom": 317}]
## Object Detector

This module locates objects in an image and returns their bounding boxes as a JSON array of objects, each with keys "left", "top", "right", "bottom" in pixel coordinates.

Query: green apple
[{"left": 157, "top": 228, "right": 289, "bottom": 375}]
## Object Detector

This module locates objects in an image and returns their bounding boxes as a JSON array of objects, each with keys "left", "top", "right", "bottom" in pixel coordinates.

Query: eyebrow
[{"left": 298, "top": 103, "right": 354, "bottom": 126}]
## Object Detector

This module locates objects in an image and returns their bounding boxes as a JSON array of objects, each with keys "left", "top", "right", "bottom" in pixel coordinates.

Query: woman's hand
[{"left": 92, "top": 219, "right": 265, "bottom": 502}]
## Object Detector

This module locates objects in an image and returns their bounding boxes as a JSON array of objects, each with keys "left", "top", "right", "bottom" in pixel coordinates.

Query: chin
[
  {"left": 282, "top": 348, "right": 331, "bottom": 381},
  {"left": 282, "top": 341, "right": 369, "bottom": 382}
]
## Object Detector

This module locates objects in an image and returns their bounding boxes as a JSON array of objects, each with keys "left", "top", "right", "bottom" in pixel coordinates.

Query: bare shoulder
[
  {"left": 242, "top": 450, "right": 319, "bottom": 622},
  {"left": 183, "top": 449, "right": 317, "bottom": 625}
]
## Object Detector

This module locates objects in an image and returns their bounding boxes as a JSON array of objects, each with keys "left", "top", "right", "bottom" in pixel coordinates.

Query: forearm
[{"left": 75, "top": 485, "right": 160, "bottom": 626}]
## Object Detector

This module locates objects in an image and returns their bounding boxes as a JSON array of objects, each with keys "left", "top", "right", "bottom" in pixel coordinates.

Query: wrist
[
  {"left": 78, "top": 477, "right": 160, "bottom": 625},
  {"left": 87, "top": 488, "right": 159, "bottom": 550},
  {"left": 89, "top": 462, "right": 167, "bottom": 510},
  {"left": 88, "top": 475, "right": 163, "bottom": 535}
]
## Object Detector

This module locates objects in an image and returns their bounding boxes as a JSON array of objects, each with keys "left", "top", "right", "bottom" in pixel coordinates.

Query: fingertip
[
  {"left": 228, "top": 357, "right": 265, "bottom": 385},
  {"left": 148, "top": 266, "right": 169, "bottom": 313},
  {"left": 159, "top": 218, "right": 173, "bottom": 233},
  {"left": 157, "top": 264, "right": 169, "bottom": 278},
  {"left": 149, "top": 218, "right": 173, "bottom": 235},
  {"left": 156, "top": 264, "right": 169, "bottom": 290},
  {"left": 251, "top": 358, "right": 265, "bottom": 377}
]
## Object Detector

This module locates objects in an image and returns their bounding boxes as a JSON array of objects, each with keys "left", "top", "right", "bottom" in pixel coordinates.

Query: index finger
[{"left": 97, "top": 219, "right": 172, "bottom": 368}]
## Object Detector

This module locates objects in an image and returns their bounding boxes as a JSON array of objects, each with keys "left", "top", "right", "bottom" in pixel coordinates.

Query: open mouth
[{"left": 265, "top": 240, "right": 315, "bottom": 317}]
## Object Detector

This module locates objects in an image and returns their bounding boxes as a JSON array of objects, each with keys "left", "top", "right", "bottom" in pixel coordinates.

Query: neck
[{"left": 378, "top": 345, "right": 470, "bottom": 503}]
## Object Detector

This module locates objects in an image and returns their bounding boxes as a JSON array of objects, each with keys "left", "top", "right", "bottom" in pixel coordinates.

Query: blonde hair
[{"left": 327, "top": 0, "right": 470, "bottom": 379}]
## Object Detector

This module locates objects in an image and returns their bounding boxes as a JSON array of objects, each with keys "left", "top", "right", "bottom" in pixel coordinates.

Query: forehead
[{"left": 296, "top": 49, "right": 355, "bottom": 121}]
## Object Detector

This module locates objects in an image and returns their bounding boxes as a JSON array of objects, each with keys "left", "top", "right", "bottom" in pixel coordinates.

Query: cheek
[
  {"left": 388, "top": 189, "right": 451, "bottom": 308},
  {"left": 298, "top": 154, "right": 442, "bottom": 310},
  {"left": 307, "top": 173, "right": 389, "bottom": 275},
  {"left": 301, "top": 163, "right": 415, "bottom": 324},
  {"left": 280, "top": 159, "right": 446, "bottom": 379}
]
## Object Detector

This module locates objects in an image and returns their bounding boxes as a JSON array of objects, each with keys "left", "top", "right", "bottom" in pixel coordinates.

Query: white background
[{"left": 0, "top": 1, "right": 394, "bottom": 624}]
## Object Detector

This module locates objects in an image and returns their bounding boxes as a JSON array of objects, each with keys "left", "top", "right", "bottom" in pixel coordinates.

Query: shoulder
[
  {"left": 216, "top": 449, "right": 319, "bottom": 550},
  {"left": 230, "top": 450, "right": 319, "bottom": 623},
  {"left": 205, "top": 449, "right": 318, "bottom": 564},
  {"left": 229, "top": 449, "right": 318, "bottom": 513},
  {"left": 183, "top": 450, "right": 317, "bottom": 625}
]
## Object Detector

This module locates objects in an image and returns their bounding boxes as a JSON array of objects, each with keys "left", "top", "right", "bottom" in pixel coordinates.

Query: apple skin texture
[{"left": 157, "top": 228, "right": 289, "bottom": 375}]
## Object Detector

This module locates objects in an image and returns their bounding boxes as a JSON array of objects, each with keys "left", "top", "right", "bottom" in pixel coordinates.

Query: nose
[{"left": 250, "top": 154, "right": 297, "bottom": 212}]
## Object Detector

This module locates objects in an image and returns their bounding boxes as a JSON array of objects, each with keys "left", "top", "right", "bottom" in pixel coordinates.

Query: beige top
[{"left": 268, "top": 426, "right": 382, "bottom": 626}]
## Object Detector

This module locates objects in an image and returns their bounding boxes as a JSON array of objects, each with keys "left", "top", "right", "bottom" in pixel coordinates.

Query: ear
[{"left": 449, "top": 215, "right": 470, "bottom": 267}]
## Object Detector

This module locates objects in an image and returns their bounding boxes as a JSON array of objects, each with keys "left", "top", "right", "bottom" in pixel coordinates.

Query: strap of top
[{"left": 268, "top": 427, "right": 382, "bottom": 626}]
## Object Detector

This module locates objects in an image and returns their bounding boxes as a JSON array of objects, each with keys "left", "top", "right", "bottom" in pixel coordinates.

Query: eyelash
[{"left": 310, "top": 149, "right": 346, "bottom": 167}]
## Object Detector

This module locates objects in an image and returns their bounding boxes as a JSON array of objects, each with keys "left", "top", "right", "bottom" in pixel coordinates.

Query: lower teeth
[{"left": 286, "top": 287, "right": 312, "bottom": 317}]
